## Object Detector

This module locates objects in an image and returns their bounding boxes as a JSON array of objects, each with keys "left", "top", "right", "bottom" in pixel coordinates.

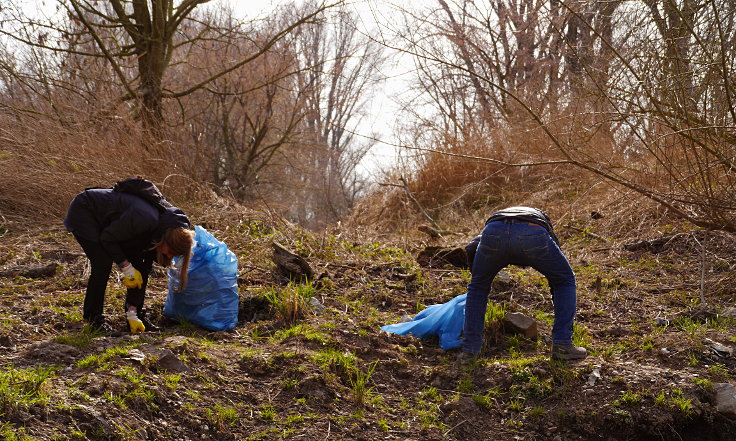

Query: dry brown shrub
[
  {"left": 0, "top": 108, "right": 204, "bottom": 232},
  {"left": 348, "top": 120, "right": 596, "bottom": 236},
  {"left": 350, "top": 174, "right": 684, "bottom": 256}
]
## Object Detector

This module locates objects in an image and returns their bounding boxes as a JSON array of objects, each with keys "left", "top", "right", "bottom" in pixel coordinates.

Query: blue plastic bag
[
  {"left": 163, "top": 226, "right": 239, "bottom": 331},
  {"left": 381, "top": 294, "right": 466, "bottom": 350}
]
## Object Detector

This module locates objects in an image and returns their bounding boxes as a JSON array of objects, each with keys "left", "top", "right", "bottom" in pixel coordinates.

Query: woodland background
[
  {"left": 0, "top": 0, "right": 734, "bottom": 233},
  {"left": 2, "top": 3, "right": 736, "bottom": 441}
]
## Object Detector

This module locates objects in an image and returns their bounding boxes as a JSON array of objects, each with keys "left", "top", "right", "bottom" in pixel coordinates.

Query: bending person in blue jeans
[{"left": 462, "top": 207, "right": 587, "bottom": 360}]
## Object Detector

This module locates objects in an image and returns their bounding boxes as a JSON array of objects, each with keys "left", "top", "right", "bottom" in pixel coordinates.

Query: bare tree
[
  {"left": 0, "top": 1, "right": 377, "bottom": 226},
  {"left": 174, "top": 7, "right": 312, "bottom": 200},
  {"left": 389, "top": 0, "right": 736, "bottom": 231},
  {"left": 289, "top": 1, "right": 385, "bottom": 225},
  {"left": 0, "top": 0, "right": 339, "bottom": 130}
]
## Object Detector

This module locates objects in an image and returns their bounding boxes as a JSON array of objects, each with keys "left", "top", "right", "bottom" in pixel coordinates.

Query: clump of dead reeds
[{"left": 0, "top": 100, "right": 209, "bottom": 233}]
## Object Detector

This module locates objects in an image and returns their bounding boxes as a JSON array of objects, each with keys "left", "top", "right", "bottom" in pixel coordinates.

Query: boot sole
[{"left": 552, "top": 353, "right": 587, "bottom": 360}]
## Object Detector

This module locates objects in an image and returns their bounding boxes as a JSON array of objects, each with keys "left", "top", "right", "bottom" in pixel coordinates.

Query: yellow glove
[
  {"left": 126, "top": 309, "right": 145, "bottom": 333},
  {"left": 120, "top": 262, "right": 143, "bottom": 289}
]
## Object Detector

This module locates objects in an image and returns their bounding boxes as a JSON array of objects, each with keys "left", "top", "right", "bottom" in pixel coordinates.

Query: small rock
[
  {"left": 155, "top": 349, "right": 189, "bottom": 373},
  {"left": 417, "top": 246, "right": 468, "bottom": 268},
  {"left": 705, "top": 339, "right": 733, "bottom": 357},
  {"left": 492, "top": 271, "right": 513, "bottom": 290},
  {"left": 0, "top": 335, "right": 13, "bottom": 347},
  {"left": 710, "top": 343, "right": 733, "bottom": 358},
  {"left": 654, "top": 317, "right": 669, "bottom": 326},
  {"left": 272, "top": 241, "right": 313, "bottom": 282},
  {"left": 126, "top": 348, "right": 146, "bottom": 362},
  {"left": 399, "top": 314, "right": 414, "bottom": 323},
  {"left": 660, "top": 347, "right": 670, "bottom": 355},
  {"left": 503, "top": 312, "right": 539, "bottom": 338},
  {"left": 714, "top": 383, "right": 736, "bottom": 419},
  {"left": 310, "top": 297, "right": 325, "bottom": 315}
]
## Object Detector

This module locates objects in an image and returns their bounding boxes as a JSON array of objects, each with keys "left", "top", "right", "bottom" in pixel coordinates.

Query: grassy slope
[{"left": 1, "top": 200, "right": 736, "bottom": 441}]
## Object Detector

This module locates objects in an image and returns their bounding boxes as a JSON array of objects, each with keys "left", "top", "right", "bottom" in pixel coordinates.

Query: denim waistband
[{"left": 490, "top": 218, "right": 541, "bottom": 226}]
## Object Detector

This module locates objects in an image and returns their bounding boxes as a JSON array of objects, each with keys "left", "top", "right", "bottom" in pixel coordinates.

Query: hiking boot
[
  {"left": 551, "top": 343, "right": 587, "bottom": 360},
  {"left": 88, "top": 316, "right": 121, "bottom": 337},
  {"left": 455, "top": 351, "right": 480, "bottom": 369}
]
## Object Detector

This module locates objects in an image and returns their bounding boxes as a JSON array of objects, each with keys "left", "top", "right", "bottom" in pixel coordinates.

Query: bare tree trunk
[{"left": 291, "top": 2, "right": 383, "bottom": 226}]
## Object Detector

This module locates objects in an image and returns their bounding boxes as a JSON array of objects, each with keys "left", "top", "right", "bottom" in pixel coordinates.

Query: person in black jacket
[
  {"left": 461, "top": 207, "right": 587, "bottom": 361},
  {"left": 64, "top": 187, "right": 194, "bottom": 335}
]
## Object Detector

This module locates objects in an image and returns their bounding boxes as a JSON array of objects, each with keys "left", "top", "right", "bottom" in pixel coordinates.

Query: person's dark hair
[{"left": 155, "top": 227, "right": 195, "bottom": 291}]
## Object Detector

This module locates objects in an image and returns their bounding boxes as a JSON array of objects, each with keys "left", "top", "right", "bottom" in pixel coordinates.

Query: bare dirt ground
[{"left": 1, "top": 207, "right": 736, "bottom": 441}]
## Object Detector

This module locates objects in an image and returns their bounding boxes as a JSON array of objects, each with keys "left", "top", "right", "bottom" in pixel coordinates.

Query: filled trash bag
[
  {"left": 381, "top": 293, "right": 466, "bottom": 350},
  {"left": 163, "top": 226, "right": 239, "bottom": 331}
]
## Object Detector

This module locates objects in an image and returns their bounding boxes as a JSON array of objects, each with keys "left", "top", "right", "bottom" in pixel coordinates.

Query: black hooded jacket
[{"left": 64, "top": 188, "right": 190, "bottom": 265}]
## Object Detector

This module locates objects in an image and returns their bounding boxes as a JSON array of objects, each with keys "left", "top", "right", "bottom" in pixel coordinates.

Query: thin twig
[
  {"left": 563, "top": 224, "right": 609, "bottom": 243},
  {"left": 691, "top": 232, "right": 707, "bottom": 305},
  {"left": 443, "top": 419, "right": 468, "bottom": 437},
  {"left": 399, "top": 175, "right": 441, "bottom": 231}
]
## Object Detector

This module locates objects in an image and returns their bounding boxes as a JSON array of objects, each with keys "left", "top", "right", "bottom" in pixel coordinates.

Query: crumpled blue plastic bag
[
  {"left": 381, "top": 294, "right": 466, "bottom": 350},
  {"left": 163, "top": 225, "right": 239, "bottom": 331}
]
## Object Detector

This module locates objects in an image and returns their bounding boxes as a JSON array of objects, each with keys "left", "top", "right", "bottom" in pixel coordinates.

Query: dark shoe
[
  {"left": 552, "top": 344, "right": 587, "bottom": 360},
  {"left": 138, "top": 308, "right": 161, "bottom": 332},
  {"left": 158, "top": 315, "right": 180, "bottom": 328},
  {"left": 455, "top": 351, "right": 480, "bottom": 369},
  {"left": 88, "top": 316, "right": 121, "bottom": 337}
]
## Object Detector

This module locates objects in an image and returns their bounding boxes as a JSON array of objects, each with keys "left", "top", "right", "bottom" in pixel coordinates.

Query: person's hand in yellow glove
[
  {"left": 126, "top": 307, "right": 146, "bottom": 333},
  {"left": 119, "top": 261, "right": 143, "bottom": 289}
]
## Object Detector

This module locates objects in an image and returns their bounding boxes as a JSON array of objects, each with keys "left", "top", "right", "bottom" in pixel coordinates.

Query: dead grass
[
  {"left": 0, "top": 110, "right": 157, "bottom": 224},
  {"left": 0, "top": 104, "right": 243, "bottom": 235},
  {"left": 348, "top": 117, "right": 618, "bottom": 236}
]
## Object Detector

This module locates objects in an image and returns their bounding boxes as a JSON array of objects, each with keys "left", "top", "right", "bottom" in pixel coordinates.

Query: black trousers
[{"left": 73, "top": 233, "right": 155, "bottom": 321}]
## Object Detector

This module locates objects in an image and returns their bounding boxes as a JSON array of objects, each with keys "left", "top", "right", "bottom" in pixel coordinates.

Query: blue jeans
[{"left": 462, "top": 219, "right": 577, "bottom": 354}]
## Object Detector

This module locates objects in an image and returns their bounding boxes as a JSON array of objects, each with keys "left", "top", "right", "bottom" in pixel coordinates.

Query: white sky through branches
[
  {"left": 16, "top": 0, "right": 420, "bottom": 176},
  {"left": 219, "top": 0, "right": 417, "bottom": 176}
]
